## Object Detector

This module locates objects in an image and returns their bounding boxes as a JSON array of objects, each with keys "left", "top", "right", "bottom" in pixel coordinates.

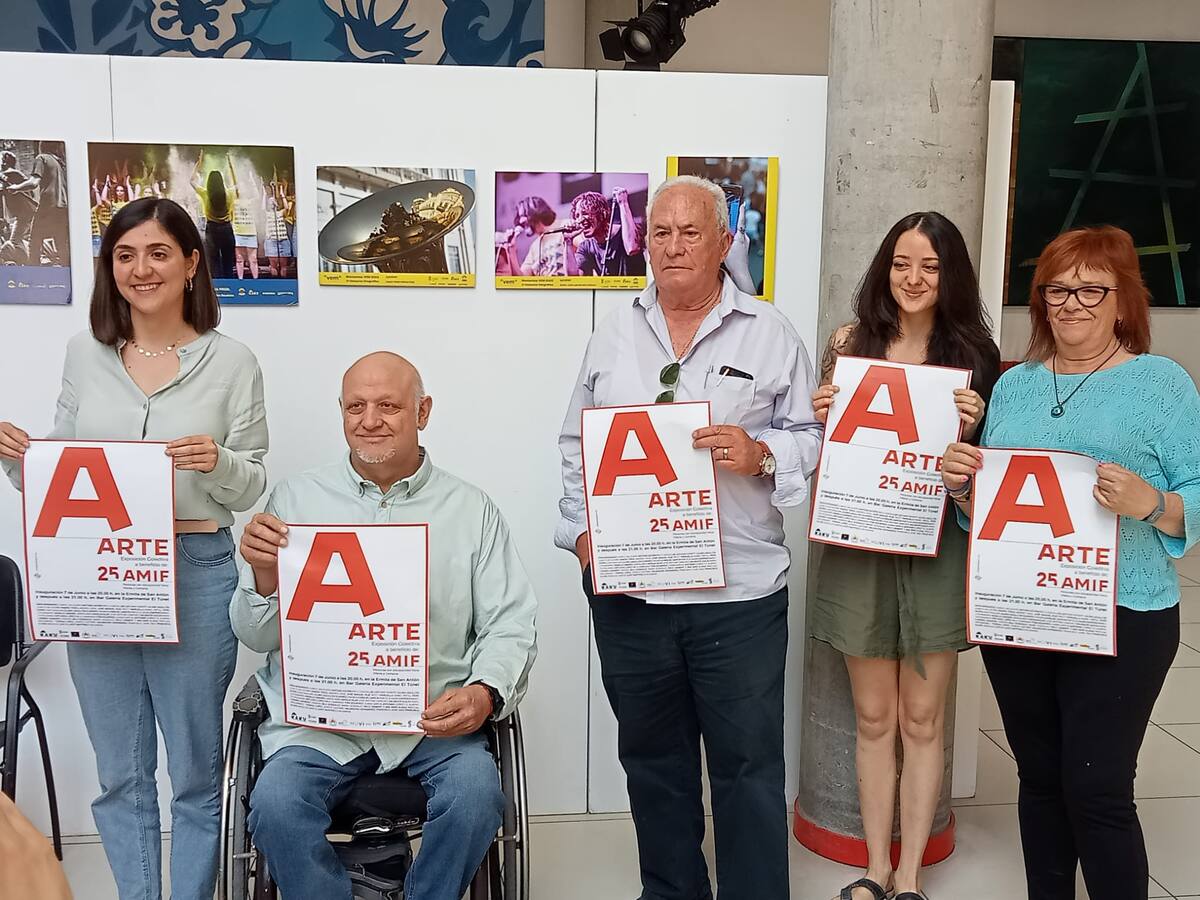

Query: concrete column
[{"left": 795, "top": 0, "right": 996, "bottom": 864}]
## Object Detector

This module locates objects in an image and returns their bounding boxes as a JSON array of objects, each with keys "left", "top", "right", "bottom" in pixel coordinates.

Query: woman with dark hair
[
  {"left": 943, "top": 226, "right": 1200, "bottom": 900},
  {"left": 494, "top": 195, "right": 575, "bottom": 276},
  {"left": 810, "top": 212, "right": 1000, "bottom": 900},
  {"left": 191, "top": 150, "right": 237, "bottom": 279},
  {"left": 0, "top": 197, "right": 268, "bottom": 900}
]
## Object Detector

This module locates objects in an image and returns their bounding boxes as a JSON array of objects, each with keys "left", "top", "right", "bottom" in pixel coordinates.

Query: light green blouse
[{"left": 2, "top": 329, "right": 268, "bottom": 525}]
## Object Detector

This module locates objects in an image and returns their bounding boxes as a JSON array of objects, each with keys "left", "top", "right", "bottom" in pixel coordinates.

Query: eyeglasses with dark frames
[
  {"left": 656, "top": 362, "right": 679, "bottom": 404},
  {"left": 1037, "top": 284, "right": 1117, "bottom": 308}
]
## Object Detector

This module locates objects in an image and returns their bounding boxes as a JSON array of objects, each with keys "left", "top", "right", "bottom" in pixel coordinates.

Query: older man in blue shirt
[
  {"left": 233, "top": 351, "right": 537, "bottom": 900},
  {"left": 556, "top": 176, "right": 822, "bottom": 900}
]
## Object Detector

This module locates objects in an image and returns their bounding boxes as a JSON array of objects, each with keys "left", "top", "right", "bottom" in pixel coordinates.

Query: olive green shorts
[{"left": 809, "top": 513, "right": 970, "bottom": 662}]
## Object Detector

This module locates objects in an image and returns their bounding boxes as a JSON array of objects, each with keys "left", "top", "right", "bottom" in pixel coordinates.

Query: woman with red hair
[{"left": 942, "top": 225, "right": 1200, "bottom": 899}]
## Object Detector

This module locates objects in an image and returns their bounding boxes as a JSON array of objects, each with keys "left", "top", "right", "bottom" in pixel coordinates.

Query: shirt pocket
[{"left": 702, "top": 370, "right": 757, "bottom": 425}]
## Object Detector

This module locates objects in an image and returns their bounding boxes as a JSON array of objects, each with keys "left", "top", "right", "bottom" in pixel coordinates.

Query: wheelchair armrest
[{"left": 230, "top": 676, "right": 267, "bottom": 725}]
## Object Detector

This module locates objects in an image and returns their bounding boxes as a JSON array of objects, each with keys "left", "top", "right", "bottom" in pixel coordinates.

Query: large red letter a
[
  {"left": 829, "top": 365, "right": 920, "bottom": 446},
  {"left": 287, "top": 532, "right": 385, "bottom": 622},
  {"left": 33, "top": 447, "right": 133, "bottom": 537},
  {"left": 978, "top": 456, "right": 1075, "bottom": 541},
  {"left": 592, "top": 412, "right": 678, "bottom": 497}
]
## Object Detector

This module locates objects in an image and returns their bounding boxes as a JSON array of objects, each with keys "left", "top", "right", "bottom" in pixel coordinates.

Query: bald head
[
  {"left": 342, "top": 352, "right": 425, "bottom": 406},
  {"left": 339, "top": 351, "right": 432, "bottom": 476}
]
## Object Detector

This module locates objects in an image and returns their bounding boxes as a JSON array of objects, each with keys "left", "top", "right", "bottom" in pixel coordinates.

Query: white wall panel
[
  {"left": 588, "top": 70, "right": 829, "bottom": 812},
  {"left": 1, "top": 56, "right": 599, "bottom": 828},
  {"left": 0, "top": 55, "right": 1017, "bottom": 841},
  {"left": 0, "top": 51, "right": 115, "bottom": 837}
]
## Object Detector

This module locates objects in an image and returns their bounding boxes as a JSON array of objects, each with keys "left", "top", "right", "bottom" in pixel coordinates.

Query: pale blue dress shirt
[{"left": 556, "top": 277, "right": 823, "bottom": 604}]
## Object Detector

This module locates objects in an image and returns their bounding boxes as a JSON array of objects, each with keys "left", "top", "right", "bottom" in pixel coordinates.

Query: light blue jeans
[
  {"left": 67, "top": 529, "right": 239, "bottom": 900},
  {"left": 249, "top": 734, "right": 504, "bottom": 900}
]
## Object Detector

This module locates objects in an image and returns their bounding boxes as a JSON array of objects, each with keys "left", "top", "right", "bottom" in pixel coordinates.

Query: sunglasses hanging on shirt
[{"left": 656, "top": 362, "right": 680, "bottom": 404}]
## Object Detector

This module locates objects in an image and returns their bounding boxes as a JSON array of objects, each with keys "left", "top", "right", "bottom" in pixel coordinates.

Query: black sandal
[
  {"left": 838, "top": 878, "right": 894, "bottom": 900},
  {"left": 894, "top": 893, "right": 928, "bottom": 900}
]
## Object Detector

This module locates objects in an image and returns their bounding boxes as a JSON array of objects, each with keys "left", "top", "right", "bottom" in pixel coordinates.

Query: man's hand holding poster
[
  {"left": 21, "top": 440, "right": 177, "bottom": 642},
  {"left": 968, "top": 449, "right": 1119, "bottom": 655},
  {"left": 277, "top": 524, "right": 429, "bottom": 732},
  {"left": 582, "top": 402, "right": 725, "bottom": 594},
  {"left": 809, "top": 357, "right": 971, "bottom": 555}
]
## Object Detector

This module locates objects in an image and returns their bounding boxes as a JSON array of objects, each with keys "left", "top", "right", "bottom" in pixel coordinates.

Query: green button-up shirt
[{"left": 229, "top": 450, "right": 538, "bottom": 773}]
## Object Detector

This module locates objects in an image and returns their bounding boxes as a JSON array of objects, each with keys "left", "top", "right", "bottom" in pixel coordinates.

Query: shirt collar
[
  {"left": 633, "top": 274, "right": 760, "bottom": 319},
  {"left": 341, "top": 448, "right": 433, "bottom": 500}
]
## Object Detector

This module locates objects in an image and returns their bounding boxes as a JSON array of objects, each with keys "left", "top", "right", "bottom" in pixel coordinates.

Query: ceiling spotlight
[{"left": 599, "top": 0, "right": 722, "bottom": 71}]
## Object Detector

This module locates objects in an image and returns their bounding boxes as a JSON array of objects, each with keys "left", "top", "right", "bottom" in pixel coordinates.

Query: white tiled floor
[{"left": 55, "top": 553, "right": 1200, "bottom": 899}]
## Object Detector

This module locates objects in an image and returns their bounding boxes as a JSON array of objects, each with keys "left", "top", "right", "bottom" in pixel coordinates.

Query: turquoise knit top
[{"left": 970, "top": 354, "right": 1200, "bottom": 610}]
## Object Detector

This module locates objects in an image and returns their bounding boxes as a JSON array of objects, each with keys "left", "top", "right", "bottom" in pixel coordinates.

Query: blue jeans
[
  {"left": 67, "top": 530, "right": 239, "bottom": 900},
  {"left": 249, "top": 733, "right": 503, "bottom": 900}
]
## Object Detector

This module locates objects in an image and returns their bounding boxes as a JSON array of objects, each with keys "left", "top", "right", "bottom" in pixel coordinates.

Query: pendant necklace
[
  {"left": 1050, "top": 343, "right": 1122, "bottom": 418},
  {"left": 672, "top": 292, "right": 721, "bottom": 360}
]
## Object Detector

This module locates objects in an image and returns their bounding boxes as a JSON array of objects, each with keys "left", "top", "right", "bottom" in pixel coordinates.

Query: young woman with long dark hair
[
  {"left": 0, "top": 197, "right": 268, "bottom": 900},
  {"left": 810, "top": 212, "right": 1000, "bottom": 900}
]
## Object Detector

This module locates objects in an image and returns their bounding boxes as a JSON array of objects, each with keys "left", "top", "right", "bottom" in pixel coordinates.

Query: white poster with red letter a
[
  {"left": 277, "top": 524, "right": 429, "bottom": 733},
  {"left": 21, "top": 440, "right": 178, "bottom": 643},
  {"left": 968, "top": 449, "right": 1119, "bottom": 656},
  {"left": 581, "top": 401, "right": 725, "bottom": 595},
  {"left": 809, "top": 356, "right": 970, "bottom": 556}
]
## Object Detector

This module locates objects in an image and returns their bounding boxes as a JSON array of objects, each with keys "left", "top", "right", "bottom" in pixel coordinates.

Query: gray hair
[{"left": 646, "top": 175, "right": 729, "bottom": 235}]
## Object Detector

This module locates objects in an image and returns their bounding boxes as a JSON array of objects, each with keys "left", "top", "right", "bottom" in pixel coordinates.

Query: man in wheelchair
[{"left": 230, "top": 351, "right": 538, "bottom": 900}]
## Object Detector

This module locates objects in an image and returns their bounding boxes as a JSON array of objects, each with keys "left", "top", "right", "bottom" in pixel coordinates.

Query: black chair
[
  {"left": 218, "top": 676, "right": 530, "bottom": 900},
  {"left": 0, "top": 554, "right": 62, "bottom": 859}
]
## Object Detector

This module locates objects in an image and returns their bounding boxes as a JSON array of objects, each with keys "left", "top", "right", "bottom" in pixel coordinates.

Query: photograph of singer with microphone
[{"left": 494, "top": 170, "right": 648, "bottom": 289}]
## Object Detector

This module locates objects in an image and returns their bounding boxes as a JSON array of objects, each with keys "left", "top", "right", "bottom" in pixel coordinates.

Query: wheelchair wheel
[
  {"left": 496, "top": 713, "right": 530, "bottom": 900},
  {"left": 220, "top": 720, "right": 278, "bottom": 899},
  {"left": 219, "top": 719, "right": 254, "bottom": 899}
]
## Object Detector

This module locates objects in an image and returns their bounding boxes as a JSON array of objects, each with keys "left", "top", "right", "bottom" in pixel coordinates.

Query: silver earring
[{"left": 185, "top": 276, "right": 193, "bottom": 292}]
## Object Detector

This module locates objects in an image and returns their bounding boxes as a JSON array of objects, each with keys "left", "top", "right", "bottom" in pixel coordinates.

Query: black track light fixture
[{"left": 599, "top": 0, "right": 722, "bottom": 71}]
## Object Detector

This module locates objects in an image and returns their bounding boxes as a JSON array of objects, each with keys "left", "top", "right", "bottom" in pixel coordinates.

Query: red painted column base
[{"left": 792, "top": 798, "right": 956, "bottom": 868}]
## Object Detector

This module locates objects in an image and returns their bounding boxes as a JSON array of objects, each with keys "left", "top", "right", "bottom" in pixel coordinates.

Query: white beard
[{"left": 354, "top": 447, "right": 397, "bottom": 465}]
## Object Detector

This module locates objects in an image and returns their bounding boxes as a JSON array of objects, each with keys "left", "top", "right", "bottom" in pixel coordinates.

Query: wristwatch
[
  {"left": 474, "top": 682, "right": 503, "bottom": 718},
  {"left": 1142, "top": 489, "right": 1166, "bottom": 525},
  {"left": 756, "top": 441, "right": 776, "bottom": 477}
]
